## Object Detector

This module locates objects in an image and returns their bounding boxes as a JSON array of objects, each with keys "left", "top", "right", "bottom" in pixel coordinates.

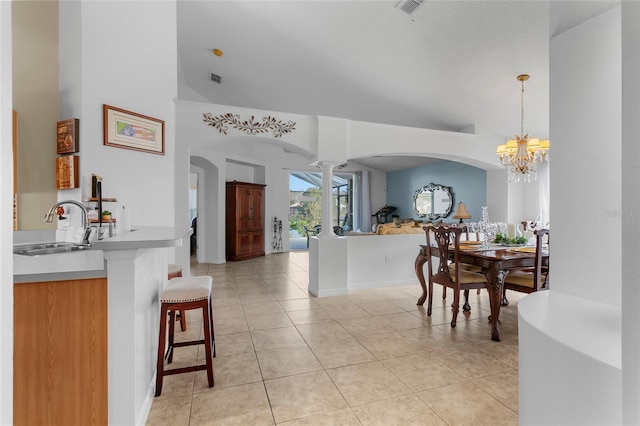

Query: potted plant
[{"left": 101, "top": 210, "right": 112, "bottom": 221}]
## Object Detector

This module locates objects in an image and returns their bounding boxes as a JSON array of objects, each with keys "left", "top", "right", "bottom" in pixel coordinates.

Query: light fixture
[
  {"left": 452, "top": 202, "right": 472, "bottom": 223},
  {"left": 496, "top": 74, "right": 549, "bottom": 183}
]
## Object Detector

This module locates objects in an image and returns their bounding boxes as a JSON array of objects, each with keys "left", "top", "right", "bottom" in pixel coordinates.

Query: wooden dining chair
[
  {"left": 502, "top": 228, "right": 549, "bottom": 305},
  {"left": 425, "top": 225, "right": 488, "bottom": 327}
]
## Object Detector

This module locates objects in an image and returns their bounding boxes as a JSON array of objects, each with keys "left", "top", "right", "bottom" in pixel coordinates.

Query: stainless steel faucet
[{"left": 44, "top": 200, "right": 91, "bottom": 245}]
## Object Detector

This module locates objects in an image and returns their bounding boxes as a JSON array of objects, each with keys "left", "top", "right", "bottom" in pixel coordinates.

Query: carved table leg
[
  {"left": 415, "top": 246, "right": 428, "bottom": 306},
  {"left": 484, "top": 262, "right": 508, "bottom": 341}
]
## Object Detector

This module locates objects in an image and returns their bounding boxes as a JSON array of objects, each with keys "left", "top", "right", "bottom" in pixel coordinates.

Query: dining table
[{"left": 414, "top": 243, "right": 549, "bottom": 341}]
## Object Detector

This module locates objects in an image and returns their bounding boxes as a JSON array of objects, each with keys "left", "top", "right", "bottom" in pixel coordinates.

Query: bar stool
[
  {"left": 168, "top": 264, "right": 187, "bottom": 331},
  {"left": 155, "top": 275, "right": 215, "bottom": 396}
]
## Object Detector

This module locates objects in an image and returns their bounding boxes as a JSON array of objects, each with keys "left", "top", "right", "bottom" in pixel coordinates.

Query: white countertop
[{"left": 14, "top": 226, "right": 192, "bottom": 283}]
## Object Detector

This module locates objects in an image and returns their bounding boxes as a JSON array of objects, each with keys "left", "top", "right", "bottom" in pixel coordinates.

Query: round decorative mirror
[{"left": 413, "top": 183, "right": 453, "bottom": 220}]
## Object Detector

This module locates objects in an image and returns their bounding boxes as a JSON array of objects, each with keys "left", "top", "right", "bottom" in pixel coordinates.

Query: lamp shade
[{"left": 452, "top": 202, "right": 472, "bottom": 223}]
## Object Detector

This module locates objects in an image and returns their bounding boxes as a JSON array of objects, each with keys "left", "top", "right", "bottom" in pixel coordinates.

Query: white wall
[
  {"left": 59, "top": 1, "right": 178, "bottom": 229},
  {"left": 621, "top": 2, "right": 640, "bottom": 423},
  {"left": 550, "top": 6, "right": 621, "bottom": 306},
  {"left": 13, "top": 0, "right": 59, "bottom": 230},
  {"left": 0, "top": 2, "right": 13, "bottom": 422}
]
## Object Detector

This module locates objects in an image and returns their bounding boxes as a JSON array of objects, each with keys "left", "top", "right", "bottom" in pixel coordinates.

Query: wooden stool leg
[
  {"left": 208, "top": 297, "right": 216, "bottom": 357},
  {"left": 155, "top": 303, "right": 169, "bottom": 396},
  {"left": 178, "top": 310, "right": 187, "bottom": 332},
  {"left": 201, "top": 298, "right": 215, "bottom": 388},
  {"left": 168, "top": 309, "right": 176, "bottom": 364}
]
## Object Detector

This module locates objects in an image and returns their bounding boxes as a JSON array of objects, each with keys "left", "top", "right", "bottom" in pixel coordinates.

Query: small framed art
[
  {"left": 103, "top": 105, "right": 165, "bottom": 155},
  {"left": 57, "top": 118, "right": 79, "bottom": 154}
]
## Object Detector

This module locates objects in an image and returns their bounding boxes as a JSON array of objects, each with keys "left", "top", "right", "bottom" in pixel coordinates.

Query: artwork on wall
[
  {"left": 56, "top": 155, "right": 79, "bottom": 189},
  {"left": 56, "top": 118, "right": 79, "bottom": 155},
  {"left": 103, "top": 104, "right": 165, "bottom": 155},
  {"left": 202, "top": 112, "right": 296, "bottom": 138}
]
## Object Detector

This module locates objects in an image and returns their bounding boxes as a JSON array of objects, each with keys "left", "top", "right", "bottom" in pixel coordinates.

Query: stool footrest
[
  {"left": 173, "top": 339, "right": 205, "bottom": 348},
  {"left": 162, "top": 364, "right": 208, "bottom": 376}
]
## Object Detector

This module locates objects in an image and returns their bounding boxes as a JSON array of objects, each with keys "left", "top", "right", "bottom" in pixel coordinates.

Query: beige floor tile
[
  {"left": 327, "top": 361, "right": 411, "bottom": 407},
  {"left": 368, "top": 287, "right": 415, "bottom": 300},
  {"left": 382, "top": 352, "right": 466, "bottom": 391},
  {"left": 307, "top": 337, "right": 376, "bottom": 369},
  {"left": 216, "top": 316, "right": 249, "bottom": 335},
  {"left": 214, "top": 331, "right": 255, "bottom": 356},
  {"left": 240, "top": 293, "right": 278, "bottom": 304},
  {"left": 473, "top": 338, "right": 519, "bottom": 369},
  {"left": 430, "top": 345, "right": 512, "bottom": 380},
  {"left": 389, "top": 297, "right": 427, "bottom": 311},
  {"left": 251, "top": 326, "right": 307, "bottom": 351},
  {"left": 213, "top": 296, "right": 242, "bottom": 308},
  {"left": 153, "top": 370, "right": 195, "bottom": 400},
  {"left": 145, "top": 395, "right": 192, "bottom": 426},
  {"left": 265, "top": 370, "right": 348, "bottom": 423},
  {"left": 271, "top": 288, "right": 310, "bottom": 300},
  {"left": 256, "top": 345, "right": 323, "bottom": 379},
  {"left": 345, "top": 291, "right": 385, "bottom": 304},
  {"left": 147, "top": 254, "right": 524, "bottom": 426},
  {"left": 213, "top": 304, "right": 246, "bottom": 320},
  {"left": 377, "top": 311, "right": 429, "bottom": 331},
  {"left": 323, "top": 304, "right": 372, "bottom": 320},
  {"left": 277, "top": 408, "right": 361, "bottom": 425},
  {"left": 296, "top": 321, "right": 352, "bottom": 343},
  {"left": 418, "top": 381, "right": 518, "bottom": 426},
  {"left": 399, "top": 326, "right": 464, "bottom": 352},
  {"left": 472, "top": 370, "right": 519, "bottom": 412},
  {"left": 246, "top": 312, "right": 293, "bottom": 331},
  {"left": 286, "top": 308, "right": 334, "bottom": 325},
  {"left": 357, "top": 300, "right": 407, "bottom": 316},
  {"left": 243, "top": 301, "right": 284, "bottom": 316},
  {"left": 337, "top": 316, "right": 394, "bottom": 337},
  {"left": 194, "top": 351, "right": 262, "bottom": 391},
  {"left": 352, "top": 394, "right": 447, "bottom": 426},
  {"left": 190, "top": 382, "right": 274, "bottom": 425},
  {"left": 278, "top": 298, "right": 319, "bottom": 312},
  {"left": 356, "top": 332, "right": 421, "bottom": 359}
]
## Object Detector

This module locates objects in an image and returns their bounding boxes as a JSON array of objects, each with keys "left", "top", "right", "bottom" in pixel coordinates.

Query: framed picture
[
  {"left": 103, "top": 105, "right": 165, "bottom": 155},
  {"left": 57, "top": 118, "right": 79, "bottom": 154}
]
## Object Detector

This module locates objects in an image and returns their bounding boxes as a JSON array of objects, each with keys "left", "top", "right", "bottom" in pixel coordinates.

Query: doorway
[{"left": 288, "top": 171, "right": 354, "bottom": 251}]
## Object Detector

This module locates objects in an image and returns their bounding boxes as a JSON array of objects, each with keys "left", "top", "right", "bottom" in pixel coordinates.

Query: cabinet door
[
  {"left": 14, "top": 278, "right": 108, "bottom": 426},
  {"left": 238, "top": 187, "right": 253, "bottom": 231},
  {"left": 250, "top": 231, "right": 264, "bottom": 255},
  {"left": 249, "top": 188, "right": 264, "bottom": 229}
]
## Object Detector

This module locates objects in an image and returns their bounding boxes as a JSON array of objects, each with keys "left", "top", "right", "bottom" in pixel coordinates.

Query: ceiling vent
[
  {"left": 209, "top": 72, "right": 222, "bottom": 84},
  {"left": 397, "top": 0, "right": 423, "bottom": 14}
]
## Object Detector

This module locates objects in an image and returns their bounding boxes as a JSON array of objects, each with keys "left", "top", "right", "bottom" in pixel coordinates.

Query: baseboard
[{"left": 136, "top": 373, "right": 156, "bottom": 426}]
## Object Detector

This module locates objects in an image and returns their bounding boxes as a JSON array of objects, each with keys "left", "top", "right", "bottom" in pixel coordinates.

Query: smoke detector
[{"left": 397, "top": 0, "right": 423, "bottom": 14}]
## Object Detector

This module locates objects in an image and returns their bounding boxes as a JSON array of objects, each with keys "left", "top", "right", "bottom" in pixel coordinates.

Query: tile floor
[{"left": 147, "top": 251, "right": 524, "bottom": 425}]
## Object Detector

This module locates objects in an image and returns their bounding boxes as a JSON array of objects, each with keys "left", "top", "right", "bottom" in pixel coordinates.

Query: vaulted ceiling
[{"left": 177, "top": 1, "right": 618, "bottom": 171}]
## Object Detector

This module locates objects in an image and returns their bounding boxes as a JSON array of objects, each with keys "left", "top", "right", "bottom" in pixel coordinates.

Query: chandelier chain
[{"left": 520, "top": 78, "right": 525, "bottom": 138}]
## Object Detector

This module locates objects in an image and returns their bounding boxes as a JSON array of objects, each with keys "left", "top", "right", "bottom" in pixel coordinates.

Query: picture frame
[
  {"left": 103, "top": 104, "right": 165, "bottom": 155},
  {"left": 57, "top": 118, "right": 79, "bottom": 154}
]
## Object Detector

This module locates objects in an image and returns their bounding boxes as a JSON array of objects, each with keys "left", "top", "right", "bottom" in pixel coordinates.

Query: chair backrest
[
  {"left": 532, "top": 228, "right": 549, "bottom": 290},
  {"left": 424, "top": 225, "right": 464, "bottom": 286}
]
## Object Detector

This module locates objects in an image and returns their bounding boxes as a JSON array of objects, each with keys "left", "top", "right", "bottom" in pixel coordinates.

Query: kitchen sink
[{"left": 13, "top": 242, "right": 93, "bottom": 256}]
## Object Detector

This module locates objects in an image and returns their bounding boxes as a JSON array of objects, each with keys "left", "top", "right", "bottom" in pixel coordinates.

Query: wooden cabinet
[
  {"left": 14, "top": 278, "right": 108, "bottom": 426},
  {"left": 226, "top": 181, "right": 266, "bottom": 261}
]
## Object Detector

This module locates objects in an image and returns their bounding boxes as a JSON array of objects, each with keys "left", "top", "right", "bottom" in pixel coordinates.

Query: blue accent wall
[{"left": 386, "top": 160, "right": 486, "bottom": 222}]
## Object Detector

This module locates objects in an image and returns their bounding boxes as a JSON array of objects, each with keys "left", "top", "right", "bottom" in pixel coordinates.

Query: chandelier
[{"left": 496, "top": 74, "right": 549, "bottom": 183}]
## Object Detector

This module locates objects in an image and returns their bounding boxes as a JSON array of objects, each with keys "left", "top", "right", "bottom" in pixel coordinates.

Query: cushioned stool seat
[{"left": 155, "top": 275, "right": 215, "bottom": 396}]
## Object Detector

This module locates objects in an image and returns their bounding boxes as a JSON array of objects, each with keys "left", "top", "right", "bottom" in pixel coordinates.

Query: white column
[{"left": 319, "top": 162, "right": 336, "bottom": 237}]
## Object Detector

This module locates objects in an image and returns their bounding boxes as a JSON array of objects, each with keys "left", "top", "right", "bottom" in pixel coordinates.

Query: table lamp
[{"left": 452, "top": 202, "right": 472, "bottom": 223}]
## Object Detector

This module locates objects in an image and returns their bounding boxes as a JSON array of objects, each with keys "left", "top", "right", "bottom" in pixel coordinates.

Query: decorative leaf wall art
[{"left": 202, "top": 112, "right": 296, "bottom": 138}]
